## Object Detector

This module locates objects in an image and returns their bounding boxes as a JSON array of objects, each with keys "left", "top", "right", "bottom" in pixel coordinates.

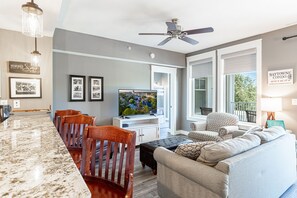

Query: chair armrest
[
  {"left": 188, "top": 131, "right": 223, "bottom": 142},
  {"left": 218, "top": 126, "right": 239, "bottom": 137},
  {"left": 153, "top": 147, "right": 228, "bottom": 197},
  {"left": 190, "top": 121, "right": 207, "bottom": 131}
]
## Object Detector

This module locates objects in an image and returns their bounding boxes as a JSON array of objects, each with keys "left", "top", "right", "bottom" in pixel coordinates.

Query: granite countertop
[{"left": 0, "top": 113, "right": 91, "bottom": 198}]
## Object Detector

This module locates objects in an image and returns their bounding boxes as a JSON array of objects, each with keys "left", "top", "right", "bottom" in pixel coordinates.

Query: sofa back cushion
[
  {"left": 251, "top": 126, "right": 286, "bottom": 143},
  {"left": 197, "top": 134, "right": 261, "bottom": 166},
  {"left": 206, "top": 112, "right": 239, "bottom": 132}
]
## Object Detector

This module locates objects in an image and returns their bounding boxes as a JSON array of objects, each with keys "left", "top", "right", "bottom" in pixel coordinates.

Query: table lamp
[{"left": 261, "top": 98, "right": 282, "bottom": 127}]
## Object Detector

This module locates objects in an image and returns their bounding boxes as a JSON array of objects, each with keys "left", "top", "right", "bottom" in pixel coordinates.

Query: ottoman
[{"left": 140, "top": 136, "right": 193, "bottom": 174}]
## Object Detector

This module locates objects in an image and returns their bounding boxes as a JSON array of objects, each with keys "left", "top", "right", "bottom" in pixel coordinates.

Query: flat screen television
[{"left": 118, "top": 89, "right": 157, "bottom": 116}]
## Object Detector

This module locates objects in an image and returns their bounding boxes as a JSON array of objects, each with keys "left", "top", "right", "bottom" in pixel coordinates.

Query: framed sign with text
[
  {"left": 8, "top": 61, "right": 40, "bottom": 75},
  {"left": 268, "top": 69, "right": 293, "bottom": 85}
]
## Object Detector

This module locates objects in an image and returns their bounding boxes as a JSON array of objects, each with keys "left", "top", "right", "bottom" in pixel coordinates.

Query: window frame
[
  {"left": 217, "top": 39, "right": 262, "bottom": 125},
  {"left": 186, "top": 51, "right": 216, "bottom": 121}
]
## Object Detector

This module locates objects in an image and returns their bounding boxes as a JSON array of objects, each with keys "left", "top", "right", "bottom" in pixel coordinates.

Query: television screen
[{"left": 119, "top": 89, "right": 157, "bottom": 116}]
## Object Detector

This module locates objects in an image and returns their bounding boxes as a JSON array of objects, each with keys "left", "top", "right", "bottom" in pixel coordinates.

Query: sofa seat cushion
[
  {"left": 175, "top": 141, "right": 216, "bottom": 160},
  {"left": 251, "top": 126, "right": 286, "bottom": 143},
  {"left": 197, "top": 134, "right": 261, "bottom": 166},
  {"left": 188, "top": 131, "right": 223, "bottom": 142}
]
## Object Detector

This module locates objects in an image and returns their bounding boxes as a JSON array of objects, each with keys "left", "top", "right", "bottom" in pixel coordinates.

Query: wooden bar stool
[
  {"left": 53, "top": 109, "right": 81, "bottom": 134},
  {"left": 60, "top": 114, "right": 96, "bottom": 168},
  {"left": 81, "top": 126, "right": 136, "bottom": 198}
]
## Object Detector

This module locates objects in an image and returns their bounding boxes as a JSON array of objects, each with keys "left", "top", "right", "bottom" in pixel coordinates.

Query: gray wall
[
  {"left": 0, "top": 29, "right": 52, "bottom": 110},
  {"left": 53, "top": 29, "right": 185, "bottom": 127},
  {"left": 181, "top": 25, "right": 297, "bottom": 134}
]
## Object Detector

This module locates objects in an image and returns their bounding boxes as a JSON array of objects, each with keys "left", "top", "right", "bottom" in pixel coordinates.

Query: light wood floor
[{"left": 133, "top": 148, "right": 159, "bottom": 198}]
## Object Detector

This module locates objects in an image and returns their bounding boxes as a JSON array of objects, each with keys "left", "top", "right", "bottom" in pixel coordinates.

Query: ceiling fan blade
[
  {"left": 158, "top": 37, "right": 172, "bottom": 46},
  {"left": 179, "top": 36, "right": 199, "bottom": 45},
  {"left": 139, "top": 33, "right": 169, "bottom": 35},
  {"left": 166, "top": 22, "right": 177, "bottom": 31},
  {"left": 183, "top": 27, "right": 214, "bottom": 35}
]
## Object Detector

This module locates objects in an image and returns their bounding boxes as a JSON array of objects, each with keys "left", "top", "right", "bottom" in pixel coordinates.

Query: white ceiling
[{"left": 1, "top": 0, "right": 297, "bottom": 54}]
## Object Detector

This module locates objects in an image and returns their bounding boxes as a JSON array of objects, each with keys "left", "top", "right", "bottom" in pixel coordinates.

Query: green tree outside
[{"left": 234, "top": 74, "right": 256, "bottom": 103}]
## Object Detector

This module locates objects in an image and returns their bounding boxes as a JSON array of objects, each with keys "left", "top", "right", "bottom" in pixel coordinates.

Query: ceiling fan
[{"left": 138, "top": 18, "right": 214, "bottom": 46}]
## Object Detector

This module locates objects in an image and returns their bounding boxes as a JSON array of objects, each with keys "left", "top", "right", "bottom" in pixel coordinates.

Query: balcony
[{"left": 229, "top": 102, "right": 256, "bottom": 123}]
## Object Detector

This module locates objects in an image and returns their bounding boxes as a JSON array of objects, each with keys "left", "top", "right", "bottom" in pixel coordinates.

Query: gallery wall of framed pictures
[{"left": 69, "top": 75, "right": 104, "bottom": 102}]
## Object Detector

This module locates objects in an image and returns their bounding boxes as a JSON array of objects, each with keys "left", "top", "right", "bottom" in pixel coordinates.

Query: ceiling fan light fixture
[
  {"left": 139, "top": 18, "right": 214, "bottom": 46},
  {"left": 22, "top": 0, "right": 43, "bottom": 37}
]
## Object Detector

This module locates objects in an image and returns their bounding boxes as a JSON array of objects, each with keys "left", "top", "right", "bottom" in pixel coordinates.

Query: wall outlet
[
  {"left": 13, "top": 100, "right": 20, "bottom": 108},
  {"left": 0, "top": 100, "right": 8, "bottom": 105},
  {"left": 292, "top": 99, "right": 297, "bottom": 105}
]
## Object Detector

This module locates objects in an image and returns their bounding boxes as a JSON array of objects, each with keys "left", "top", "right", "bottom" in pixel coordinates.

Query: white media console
[{"left": 113, "top": 115, "right": 160, "bottom": 145}]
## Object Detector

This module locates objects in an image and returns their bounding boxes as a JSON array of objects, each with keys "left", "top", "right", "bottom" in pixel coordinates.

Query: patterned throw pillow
[{"left": 175, "top": 141, "right": 216, "bottom": 160}]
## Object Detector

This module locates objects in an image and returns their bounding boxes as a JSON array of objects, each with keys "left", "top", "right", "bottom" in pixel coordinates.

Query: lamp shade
[
  {"left": 31, "top": 37, "right": 41, "bottom": 66},
  {"left": 261, "top": 98, "right": 282, "bottom": 112},
  {"left": 22, "top": 0, "right": 43, "bottom": 37},
  {"left": 31, "top": 50, "right": 41, "bottom": 66}
]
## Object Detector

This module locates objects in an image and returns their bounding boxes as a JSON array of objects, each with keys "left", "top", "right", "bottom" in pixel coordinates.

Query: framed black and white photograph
[
  {"left": 9, "top": 77, "right": 42, "bottom": 99},
  {"left": 69, "top": 75, "right": 86, "bottom": 101},
  {"left": 89, "top": 76, "right": 104, "bottom": 101}
]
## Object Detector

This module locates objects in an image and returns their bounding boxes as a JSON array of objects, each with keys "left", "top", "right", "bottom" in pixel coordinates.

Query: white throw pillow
[{"left": 197, "top": 134, "right": 261, "bottom": 166}]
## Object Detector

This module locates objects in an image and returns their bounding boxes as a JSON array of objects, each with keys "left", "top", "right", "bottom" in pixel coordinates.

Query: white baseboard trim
[{"left": 175, "top": 130, "right": 189, "bottom": 136}]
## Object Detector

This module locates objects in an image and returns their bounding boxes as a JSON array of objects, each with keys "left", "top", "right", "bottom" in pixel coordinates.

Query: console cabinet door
[{"left": 140, "top": 127, "right": 159, "bottom": 143}]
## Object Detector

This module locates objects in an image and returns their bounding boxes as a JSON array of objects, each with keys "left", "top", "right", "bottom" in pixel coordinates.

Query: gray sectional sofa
[{"left": 154, "top": 130, "right": 296, "bottom": 198}]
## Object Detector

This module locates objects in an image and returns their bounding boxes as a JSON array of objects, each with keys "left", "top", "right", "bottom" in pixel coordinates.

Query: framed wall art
[
  {"left": 9, "top": 77, "right": 42, "bottom": 99},
  {"left": 8, "top": 61, "right": 40, "bottom": 75},
  {"left": 268, "top": 69, "right": 293, "bottom": 85},
  {"left": 69, "top": 75, "right": 86, "bottom": 101},
  {"left": 89, "top": 76, "right": 104, "bottom": 101}
]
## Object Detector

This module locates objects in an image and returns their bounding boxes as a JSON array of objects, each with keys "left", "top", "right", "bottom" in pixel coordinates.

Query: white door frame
[{"left": 151, "top": 65, "right": 177, "bottom": 135}]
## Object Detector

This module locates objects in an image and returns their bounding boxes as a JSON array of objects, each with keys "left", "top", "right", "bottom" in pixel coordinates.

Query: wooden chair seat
[{"left": 83, "top": 175, "right": 129, "bottom": 198}]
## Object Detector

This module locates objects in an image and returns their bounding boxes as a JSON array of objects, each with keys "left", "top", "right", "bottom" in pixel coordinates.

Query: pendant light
[
  {"left": 22, "top": 0, "right": 43, "bottom": 37},
  {"left": 31, "top": 38, "right": 41, "bottom": 66}
]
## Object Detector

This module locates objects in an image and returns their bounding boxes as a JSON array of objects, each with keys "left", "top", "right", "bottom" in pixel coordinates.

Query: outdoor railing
[{"left": 229, "top": 102, "right": 256, "bottom": 122}]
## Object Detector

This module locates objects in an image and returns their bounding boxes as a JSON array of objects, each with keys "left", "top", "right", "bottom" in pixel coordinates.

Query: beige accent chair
[{"left": 189, "top": 112, "right": 239, "bottom": 142}]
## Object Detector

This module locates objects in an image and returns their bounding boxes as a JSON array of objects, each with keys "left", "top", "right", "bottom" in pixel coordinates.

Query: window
[
  {"left": 187, "top": 51, "right": 216, "bottom": 120},
  {"left": 218, "top": 40, "right": 262, "bottom": 124}
]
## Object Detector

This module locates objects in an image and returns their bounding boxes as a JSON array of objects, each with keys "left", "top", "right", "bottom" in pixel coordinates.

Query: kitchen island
[{"left": 0, "top": 113, "right": 91, "bottom": 197}]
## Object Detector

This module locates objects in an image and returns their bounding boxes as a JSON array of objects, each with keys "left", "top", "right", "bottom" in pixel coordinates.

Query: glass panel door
[{"left": 151, "top": 66, "right": 176, "bottom": 135}]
